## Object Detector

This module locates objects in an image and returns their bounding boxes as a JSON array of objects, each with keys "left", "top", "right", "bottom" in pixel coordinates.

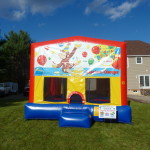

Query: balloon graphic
[
  {"left": 82, "top": 52, "right": 87, "bottom": 57},
  {"left": 109, "top": 46, "right": 114, "bottom": 49},
  {"left": 88, "top": 58, "right": 94, "bottom": 65},
  {"left": 92, "top": 46, "right": 100, "bottom": 54},
  {"left": 37, "top": 55, "right": 47, "bottom": 66},
  {"left": 112, "top": 57, "right": 120, "bottom": 69},
  {"left": 59, "top": 43, "right": 64, "bottom": 47},
  {"left": 97, "top": 55, "right": 101, "bottom": 60}
]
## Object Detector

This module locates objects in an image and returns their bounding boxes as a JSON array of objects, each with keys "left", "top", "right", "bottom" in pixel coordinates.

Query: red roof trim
[{"left": 31, "top": 36, "right": 125, "bottom": 48}]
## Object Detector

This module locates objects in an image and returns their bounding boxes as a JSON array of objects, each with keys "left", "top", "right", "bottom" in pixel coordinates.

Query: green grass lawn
[{"left": 0, "top": 96, "right": 150, "bottom": 150}]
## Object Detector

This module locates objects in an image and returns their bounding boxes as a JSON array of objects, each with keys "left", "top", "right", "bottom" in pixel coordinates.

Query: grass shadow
[{"left": 0, "top": 94, "right": 28, "bottom": 107}]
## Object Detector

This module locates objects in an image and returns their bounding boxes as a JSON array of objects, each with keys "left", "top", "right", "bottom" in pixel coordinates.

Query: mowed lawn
[{"left": 0, "top": 96, "right": 149, "bottom": 150}]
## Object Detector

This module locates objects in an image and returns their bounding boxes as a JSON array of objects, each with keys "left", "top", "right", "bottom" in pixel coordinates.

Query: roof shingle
[{"left": 125, "top": 40, "right": 150, "bottom": 55}]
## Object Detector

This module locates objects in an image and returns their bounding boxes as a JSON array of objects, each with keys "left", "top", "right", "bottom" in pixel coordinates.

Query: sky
[{"left": 0, "top": 0, "right": 150, "bottom": 43}]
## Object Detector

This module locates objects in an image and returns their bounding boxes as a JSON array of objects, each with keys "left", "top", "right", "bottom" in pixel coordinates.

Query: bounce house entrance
[
  {"left": 44, "top": 77, "right": 67, "bottom": 102},
  {"left": 70, "top": 94, "right": 83, "bottom": 104},
  {"left": 86, "top": 78, "right": 110, "bottom": 104}
]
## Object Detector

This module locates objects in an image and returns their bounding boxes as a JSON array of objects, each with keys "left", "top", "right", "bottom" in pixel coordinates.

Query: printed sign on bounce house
[
  {"left": 99, "top": 106, "right": 117, "bottom": 119},
  {"left": 34, "top": 41, "right": 121, "bottom": 77}
]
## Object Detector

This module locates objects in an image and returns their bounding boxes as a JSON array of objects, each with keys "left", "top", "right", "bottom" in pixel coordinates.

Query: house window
[
  {"left": 136, "top": 57, "right": 142, "bottom": 64},
  {"left": 145, "top": 76, "right": 150, "bottom": 86},
  {"left": 139, "top": 75, "right": 150, "bottom": 88}
]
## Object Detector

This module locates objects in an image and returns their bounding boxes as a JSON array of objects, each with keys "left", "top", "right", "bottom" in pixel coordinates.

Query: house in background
[{"left": 126, "top": 40, "right": 150, "bottom": 95}]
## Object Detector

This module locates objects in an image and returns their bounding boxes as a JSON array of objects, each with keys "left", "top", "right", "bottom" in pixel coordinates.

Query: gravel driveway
[{"left": 128, "top": 95, "right": 150, "bottom": 103}]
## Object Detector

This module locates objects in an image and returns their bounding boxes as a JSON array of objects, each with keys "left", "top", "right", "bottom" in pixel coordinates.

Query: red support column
[
  {"left": 121, "top": 43, "right": 127, "bottom": 105},
  {"left": 29, "top": 44, "right": 35, "bottom": 103}
]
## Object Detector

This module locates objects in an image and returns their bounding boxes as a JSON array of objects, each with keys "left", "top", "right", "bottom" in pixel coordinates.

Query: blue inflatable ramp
[{"left": 59, "top": 109, "right": 93, "bottom": 128}]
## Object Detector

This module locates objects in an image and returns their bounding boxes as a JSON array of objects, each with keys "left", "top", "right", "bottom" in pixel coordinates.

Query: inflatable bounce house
[{"left": 24, "top": 36, "right": 132, "bottom": 128}]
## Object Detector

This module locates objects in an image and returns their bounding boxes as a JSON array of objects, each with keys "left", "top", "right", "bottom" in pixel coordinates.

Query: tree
[
  {"left": 2, "top": 30, "right": 32, "bottom": 92},
  {"left": 0, "top": 36, "right": 6, "bottom": 81}
]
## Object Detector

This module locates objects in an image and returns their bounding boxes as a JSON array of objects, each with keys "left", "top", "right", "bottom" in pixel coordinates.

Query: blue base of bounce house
[{"left": 24, "top": 103, "right": 132, "bottom": 128}]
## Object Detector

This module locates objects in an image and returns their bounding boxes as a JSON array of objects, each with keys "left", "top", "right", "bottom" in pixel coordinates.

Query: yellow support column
[
  {"left": 67, "top": 77, "right": 85, "bottom": 103},
  {"left": 110, "top": 77, "right": 121, "bottom": 106},
  {"left": 34, "top": 76, "right": 44, "bottom": 103}
]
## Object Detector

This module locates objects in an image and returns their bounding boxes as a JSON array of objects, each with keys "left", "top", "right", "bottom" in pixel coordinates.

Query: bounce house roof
[{"left": 31, "top": 36, "right": 125, "bottom": 48}]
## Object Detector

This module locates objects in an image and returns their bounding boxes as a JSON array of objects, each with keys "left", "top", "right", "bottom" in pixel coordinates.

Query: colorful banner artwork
[
  {"left": 99, "top": 105, "right": 116, "bottom": 119},
  {"left": 34, "top": 41, "right": 121, "bottom": 77}
]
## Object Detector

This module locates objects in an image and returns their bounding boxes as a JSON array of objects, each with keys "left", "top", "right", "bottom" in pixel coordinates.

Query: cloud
[
  {"left": 93, "top": 23, "right": 100, "bottom": 27},
  {"left": 0, "top": 0, "right": 73, "bottom": 20},
  {"left": 85, "top": 0, "right": 142, "bottom": 20},
  {"left": 85, "top": 0, "right": 107, "bottom": 15},
  {"left": 106, "top": 1, "right": 141, "bottom": 20},
  {"left": 0, "top": 0, "right": 143, "bottom": 21},
  {"left": 92, "top": 22, "right": 105, "bottom": 27},
  {"left": 0, "top": 0, "right": 28, "bottom": 20},
  {"left": 38, "top": 23, "right": 46, "bottom": 27},
  {"left": 11, "top": 10, "right": 26, "bottom": 20},
  {"left": 29, "top": 0, "right": 72, "bottom": 14}
]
